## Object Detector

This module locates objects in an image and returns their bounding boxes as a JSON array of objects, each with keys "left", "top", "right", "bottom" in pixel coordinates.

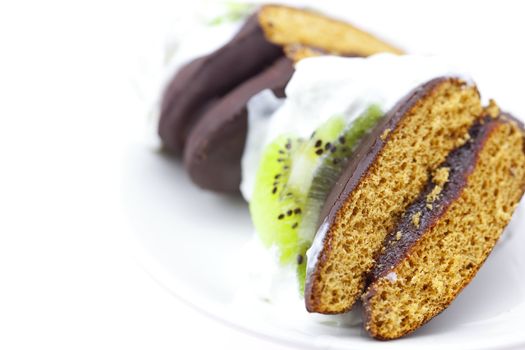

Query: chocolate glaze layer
[
  {"left": 158, "top": 14, "right": 283, "bottom": 155},
  {"left": 184, "top": 57, "right": 294, "bottom": 192}
]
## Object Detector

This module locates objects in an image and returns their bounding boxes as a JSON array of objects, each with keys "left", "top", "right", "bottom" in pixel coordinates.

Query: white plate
[
  {"left": 122, "top": 139, "right": 525, "bottom": 350},
  {"left": 122, "top": 2, "right": 525, "bottom": 348}
]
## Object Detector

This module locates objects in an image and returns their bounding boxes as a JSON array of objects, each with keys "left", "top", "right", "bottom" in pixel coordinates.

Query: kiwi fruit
[
  {"left": 250, "top": 135, "right": 306, "bottom": 265},
  {"left": 250, "top": 105, "right": 384, "bottom": 292}
]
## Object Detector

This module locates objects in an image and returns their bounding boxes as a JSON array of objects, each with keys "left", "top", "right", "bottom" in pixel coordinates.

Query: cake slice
[
  {"left": 258, "top": 5, "right": 403, "bottom": 56},
  {"left": 363, "top": 112, "right": 525, "bottom": 339},
  {"left": 305, "top": 77, "right": 483, "bottom": 314}
]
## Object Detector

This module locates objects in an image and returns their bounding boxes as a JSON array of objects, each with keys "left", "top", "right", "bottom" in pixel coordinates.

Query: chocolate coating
[
  {"left": 158, "top": 14, "right": 283, "bottom": 155},
  {"left": 184, "top": 57, "right": 295, "bottom": 192}
]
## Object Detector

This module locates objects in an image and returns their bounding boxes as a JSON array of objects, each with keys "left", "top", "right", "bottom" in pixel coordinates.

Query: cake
[
  {"left": 305, "top": 77, "right": 483, "bottom": 313},
  {"left": 258, "top": 5, "right": 403, "bottom": 57},
  {"left": 155, "top": 12, "right": 525, "bottom": 338},
  {"left": 158, "top": 4, "right": 403, "bottom": 192},
  {"left": 362, "top": 113, "right": 525, "bottom": 339}
]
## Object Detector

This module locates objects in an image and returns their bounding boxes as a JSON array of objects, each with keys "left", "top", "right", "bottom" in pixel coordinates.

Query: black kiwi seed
[
  {"left": 294, "top": 208, "right": 301, "bottom": 214},
  {"left": 297, "top": 254, "right": 303, "bottom": 264},
  {"left": 287, "top": 210, "right": 292, "bottom": 216},
  {"left": 314, "top": 140, "right": 322, "bottom": 148},
  {"left": 278, "top": 150, "right": 284, "bottom": 154},
  {"left": 310, "top": 131, "right": 316, "bottom": 139},
  {"left": 330, "top": 146, "right": 337, "bottom": 153},
  {"left": 292, "top": 222, "right": 298, "bottom": 229},
  {"left": 333, "top": 158, "right": 340, "bottom": 165},
  {"left": 274, "top": 174, "right": 281, "bottom": 179},
  {"left": 315, "top": 149, "right": 323, "bottom": 156},
  {"left": 277, "top": 158, "right": 284, "bottom": 162},
  {"left": 324, "top": 142, "right": 332, "bottom": 150},
  {"left": 339, "top": 136, "right": 346, "bottom": 144},
  {"left": 283, "top": 166, "right": 289, "bottom": 170},
  {"left": 278, "top": 214, "right": 285, "bottom": 220}
]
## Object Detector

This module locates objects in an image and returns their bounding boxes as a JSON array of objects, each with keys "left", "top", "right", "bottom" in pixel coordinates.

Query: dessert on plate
[
  {"left": 154, "top": 2, "right": 525, "bottom": 341},
  {"left": 243, "top": 55, "right": 525, "bottom": 339}
]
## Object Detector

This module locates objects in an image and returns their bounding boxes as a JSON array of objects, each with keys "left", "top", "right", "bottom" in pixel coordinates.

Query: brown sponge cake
[
  {"left": 305, "top": 78, "right": 483, "bottom": 314},
  {"left": 362, "top": 113, "right": 525, "bottom": 339},
  {"left": 258, "top": 5, "right": 403, "bottom": 56}
]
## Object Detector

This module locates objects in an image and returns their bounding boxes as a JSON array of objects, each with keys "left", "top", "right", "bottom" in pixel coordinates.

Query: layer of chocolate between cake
[{"left": 362, "top": 113, "right": 525, "bottom": 339}]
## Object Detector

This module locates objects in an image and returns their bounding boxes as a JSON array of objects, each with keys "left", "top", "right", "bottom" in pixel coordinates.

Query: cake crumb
[
  {"left": 433, "top": 167, "right": 450, "bottom": 187},
  {"left": 380, "top": 128, "right": 392, "bottom": 141},
  {"left": 458, "top": 132, "right": 471, "bottom": 144},
  {"left": 426, "top": 203, "right": 433, "bottom": 210},
  {"left": 485, "top": 99, "right": 500, "bottom": 118},
  {"left": 395, "top": 231, "right": 402, "bottom": 241},
  {"left": 412, "top": 211, "right": 421, "bottom": 228},
  {"left": 427, "top": 185, "right": 442, "bottom": 203}
]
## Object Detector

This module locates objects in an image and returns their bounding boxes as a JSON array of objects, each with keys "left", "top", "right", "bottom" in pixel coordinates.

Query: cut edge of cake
[
  {"left": 362, "top": 111, "right": 525, "bottom": 339},
  {"left": 305, "top": 77, "right": 482, "bottom": 314}
]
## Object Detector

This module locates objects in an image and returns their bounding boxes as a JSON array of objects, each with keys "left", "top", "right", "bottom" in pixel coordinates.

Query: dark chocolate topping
[
  {"left": 158, "top": 14, "right": 283, "bottom": 155},
  {"left": 184, "top": 57, "right": 295, "bottom": 192}
]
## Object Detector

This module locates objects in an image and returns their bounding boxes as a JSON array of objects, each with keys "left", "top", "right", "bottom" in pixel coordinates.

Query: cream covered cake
[
  {"left": 152, "top": 1, "right": 525, "bottom": 341},
  {"left": 240, "top": 54, "right": 525, "bottom": 339}
]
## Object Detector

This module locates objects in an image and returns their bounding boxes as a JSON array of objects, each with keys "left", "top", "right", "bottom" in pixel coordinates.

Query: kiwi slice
[
  {"left": 250, "top": 135, "right": 305, "bottom": 265},
  {"left": 250, "top": 105, "right": 384, "bottom": 292}
]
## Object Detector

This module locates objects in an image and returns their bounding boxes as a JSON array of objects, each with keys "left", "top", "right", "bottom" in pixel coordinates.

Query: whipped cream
[{"left": 232, "top": 234, "right": 362, "bottom": 327}]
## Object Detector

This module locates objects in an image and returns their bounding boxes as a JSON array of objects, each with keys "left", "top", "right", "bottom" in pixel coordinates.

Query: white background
[{"left": 1, "top": 1, "right": 524, "bottom": 349}]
